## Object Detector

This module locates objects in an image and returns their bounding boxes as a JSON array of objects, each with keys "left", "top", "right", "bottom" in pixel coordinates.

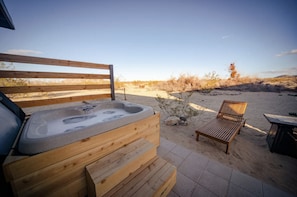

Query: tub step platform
[
  {"left": 105, "top": 156, "right": 176, "bottom": 197},
  {"left": 86, "top": 138, "right": 157, "bottom": 196},
  {"left": 85, "top": 138, "right": 176, "bottom": 197}
]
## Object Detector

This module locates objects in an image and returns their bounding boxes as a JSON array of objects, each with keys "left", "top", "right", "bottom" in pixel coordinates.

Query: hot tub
[{"left": 18, "top": 100, "right": 154, "bottom": 155}]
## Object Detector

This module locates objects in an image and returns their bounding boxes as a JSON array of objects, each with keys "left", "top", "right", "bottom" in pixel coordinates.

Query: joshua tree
[{"left": 229, "top": 63, "right": 240, "bottom": 79}]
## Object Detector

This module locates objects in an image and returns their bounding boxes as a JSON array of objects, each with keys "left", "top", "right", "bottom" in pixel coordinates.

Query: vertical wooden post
[
  {"left": 124, "top": 88, "right": 127, "bottom": 100},
  {"left": 109, "top": 64, "right": 115, "bottom": 100}
]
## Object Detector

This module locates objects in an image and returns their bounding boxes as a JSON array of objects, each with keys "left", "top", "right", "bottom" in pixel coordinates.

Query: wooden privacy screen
[{"left": 0, "top": 53, "right": 115, "bottom": 108}]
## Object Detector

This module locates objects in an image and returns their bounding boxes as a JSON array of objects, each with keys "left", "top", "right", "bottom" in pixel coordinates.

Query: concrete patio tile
[
  {"left": 157, "top": 145, "right": 170, "bottom": 157},
  {"left": 227, "top": 183, "right": 255, "bottom": 197},
  {"left": 178, "top": 158, "right": 205, "bottom": 183},
  {"left": 206, "top": 159, "right": 232, "bottom": 181},
  {"left": 173, "top": 172, "right": 197, "bottom": 197},
  {"left": 160, "top": 137, "right": 177, "bottom": 151},
  {"left": 182, "top": 151, "right": 209, "bottom": 169},
  {"left": 231, "top": 170, "right": 263, "bottom": 196},
  {"left": 192, "top": 184, "right": 218, "bottom": 197},
  {"left": 167, "top": 190, "right": 179, "bottom": 197},
  {"left": 162, "top": 152, "right": 184, "bottom": 167},
  {"left": 262, "top": 183, "right": 294, "bottom": 197},
  {"left": 178, "top": 151, "right": 209, "bottom": 183},
  {"left": 170, "top": 144, "right": 191, "bottom": 159},
  {"left": 198, "top": 170, "right": 229, "bottom": 197},
  {"left": 160, "top": 138, "right": 293, "bottom": 197}
]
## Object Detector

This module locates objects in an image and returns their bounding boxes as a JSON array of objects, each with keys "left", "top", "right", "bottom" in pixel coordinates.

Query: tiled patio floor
[{"left": 158, "top": 137, "right": 294, "bottom": 197}]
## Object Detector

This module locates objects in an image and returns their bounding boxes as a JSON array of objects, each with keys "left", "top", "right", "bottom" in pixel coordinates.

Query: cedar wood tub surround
[{"left": 0, "top": 53, "right": 162, "bottom": 196}]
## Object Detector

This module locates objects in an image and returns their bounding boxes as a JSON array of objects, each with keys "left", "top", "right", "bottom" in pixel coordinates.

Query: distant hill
[
  {"left": 220, "top": 76, "right": 297, "bottom": 92},
  {"left": 274, "top": 75, "right": 297, "bottom": 78}
]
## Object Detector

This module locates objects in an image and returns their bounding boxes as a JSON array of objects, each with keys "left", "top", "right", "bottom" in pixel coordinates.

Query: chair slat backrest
[{"left": 217, "top": 100, "right": 247, "bottom": 122}]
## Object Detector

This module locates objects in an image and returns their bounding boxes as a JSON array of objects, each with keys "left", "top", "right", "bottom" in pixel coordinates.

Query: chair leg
[
  {"left": 243, "top": 119, "right": 246, "bottom": 127},
  {"left": 238, "top": 120, "right": 246, "bottom": 135},
  {"left": 238, "top": 123, "right": 244, "bottom": 134},
  {"left": 196, "top": 133, "right": 199, "bottom": 141},
  {"left": 226, "top": 143, "right": 230, "bottom": 154}
]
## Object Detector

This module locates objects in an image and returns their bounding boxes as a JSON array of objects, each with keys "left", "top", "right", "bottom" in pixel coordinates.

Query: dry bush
[
  {"left": 220, "top": 76, "right": 260, "bottom": 87},
  {"left": 200, "top": 71, "right": 220, "bottom": 92},
  {"left": 158, "top": 74, "right": 201, "bottom": 92},
  {"left": 146, "top": 80, "right": 161, "bottom": 87},
  {"left": 155, "top": 74, "right": 202, "bottom": 125},
  {"left": 131, "top": 80, "right": 143, "bottom": 87},
  {"left": 155, "top": 91, "right": 199, "bottom": 123},
  {"left": 114, "top": 77, "right": 126, "bottom": 89},
  {"left": 236, "top": 76, "right": 260, "bottom": 84}
]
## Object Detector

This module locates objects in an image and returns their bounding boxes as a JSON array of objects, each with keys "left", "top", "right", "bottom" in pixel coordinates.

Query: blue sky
[{"left": 1, "top": 0, "right": 297, "bottom": 81}]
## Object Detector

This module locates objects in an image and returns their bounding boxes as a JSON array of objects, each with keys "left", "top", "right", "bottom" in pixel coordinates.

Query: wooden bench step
[
  {"left": 105, "top": 157, "right": 177, "bottom": 197},
  {"left": 85, "top": 138, "right": 157, "bottom": 197}
]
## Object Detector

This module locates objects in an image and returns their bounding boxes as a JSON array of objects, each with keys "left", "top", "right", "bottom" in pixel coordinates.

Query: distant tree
[{"left": 228, "top": 63, "right": 240, "bottom": 79}]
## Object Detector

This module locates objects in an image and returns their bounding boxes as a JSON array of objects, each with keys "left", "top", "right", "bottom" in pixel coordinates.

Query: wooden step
[
  {"left": 104, "top": 157, "right": 177, "bottom": 197},
  {"left": 85, "top": 138, "right": 157, "bottom": 197}
]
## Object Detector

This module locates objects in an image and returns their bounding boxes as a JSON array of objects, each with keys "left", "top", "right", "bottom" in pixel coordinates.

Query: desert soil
[
  {"left": 22, "top": 86, "right": 297, "bottom": 195},
  {"left": 115, "top": 87, "right": 297, "bottom": 196}
]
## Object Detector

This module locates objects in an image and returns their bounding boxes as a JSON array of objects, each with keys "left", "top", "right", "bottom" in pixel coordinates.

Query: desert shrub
[
  {"left": 0, "top": 77, "right": 28, "bottom": 87},
  {"left": 114, "top": 77, "right": 126, "bottom": 89},
  {"left": 200, "top": 71, "right": 220, "bottom": 92},
  {"left": 219, "top": 76, "right": 261, "bottom": 89},
  {"left": 155, "top": 91, "right": 199, "bottom": 122},
  {"left": 0, "top": 62, "right": 30, "bottom": 98},
  {"left": 0, "top": 62, "right": 51, "bottom": 98},
  {"left": 0, "top": 62, "right": 29, "bottom": 87},
  {"left": 131, "top": 80, "right": 143, "bottom": 87},
  {"left": 158, "top": 74, "right": 201, "bottom": 92},
  {"left": 236, "top": 76, "right": 260, "bottom": 84}
]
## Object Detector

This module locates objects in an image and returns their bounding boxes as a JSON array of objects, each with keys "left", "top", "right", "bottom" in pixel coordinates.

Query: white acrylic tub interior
[{"left": 18, "top": 100, "right": 154, "bottom": 155}]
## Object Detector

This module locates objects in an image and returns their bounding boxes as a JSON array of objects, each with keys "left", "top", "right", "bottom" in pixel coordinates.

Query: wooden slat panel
[
  {"left": 158, "top": 166, "right": 177, "bottom": 197},
  {"left": 4, "top": 114, "right": 160, "bottom": 196},
  {"left": 110, "top": 157, "right": 168, "bottom": 196},
  {"left": 0, "top": 70, "right": 110, "bottom": 79},
  {"left": 13, "top": 94, "right": 112, "bottom": 108},
  {"left": 0, "top": 84, "right": 111, "bottom": 94},
  {"left": 104, "top": 157, "right": 158, "bottom": 197},
  {"left": 0, "top": 53, "right": 110, "bottom": 69},
  {"left": 3, "top": 113, "right": 160, "bottom": 181},
  {"left": 14, "top": 129, "right": 158, "bottom": 196},
  {"left": 108, "top": 157, "right": 176, "bottom": 197},
  {"left": 47, "top": 176, "right": 87, "bottom": 197},
  {"left": 86, "top": 138, "right": 156, "bottom": 197},
  {"left": 0, "top": 53, "right": 115, "bottom": 106},
  {"left": 17, "top": 163, "right": 86, "bottom": 197},
  {"left": 133, "top": 160, "right": 176, "bottom": 197}
]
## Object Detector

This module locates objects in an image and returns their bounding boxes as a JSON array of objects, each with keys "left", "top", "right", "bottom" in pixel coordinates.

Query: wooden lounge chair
[{"left": 195, "top": 100, "right": 248, "bottom": 154}]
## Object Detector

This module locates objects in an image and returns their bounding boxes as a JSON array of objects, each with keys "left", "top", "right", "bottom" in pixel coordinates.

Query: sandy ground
[
  {"left": 21, "top": 87, "right": 297, "bottom": 195},
  {"left": 115, "top": 87, "right": 297, "bottom": 196}
]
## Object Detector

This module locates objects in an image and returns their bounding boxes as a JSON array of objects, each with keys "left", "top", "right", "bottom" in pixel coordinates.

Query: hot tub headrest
[{"left": 0, "top": 91, "right": 25, "bottom": 121}]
